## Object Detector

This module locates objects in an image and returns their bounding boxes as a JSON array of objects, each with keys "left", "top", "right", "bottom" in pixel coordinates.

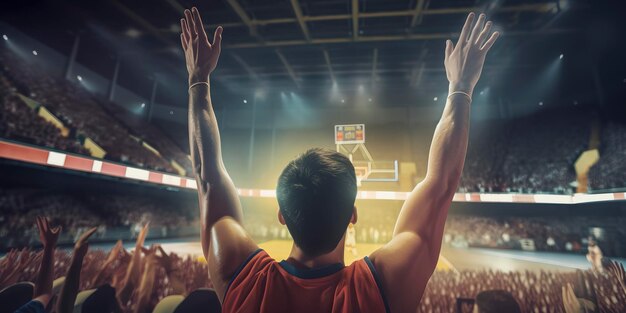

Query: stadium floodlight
[
  {"left": 559, "top": 54, "right": 564, "bottom": 60},
  {"left": 433, "top": 97, "right": 438, "bottom": 101},
  {"left": 76, "top": 75, "right": 83, "bottom": 81},
  {"left": 243, "top": 99, "right": 247, "bottom": 104},
  {"left": 32, "top": 50, "right": 38, "bottom": 56},
  {"left": 2, "top": 34, "right": 7, "bottom": 41},
  {"left": 141, "top": 103, "right": 146, "bottom": 108},
  {"left": 539, "top": 101, "right": 544, "bottom": 106}
]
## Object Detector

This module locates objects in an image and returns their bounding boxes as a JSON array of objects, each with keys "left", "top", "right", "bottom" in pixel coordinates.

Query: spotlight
[
  {"left": 125, "top": 28, "right": 142, "bottom": 38},
  {"left": 559, "top": 54, "right": 563, "bottom": 60},
  {"left": 2, "top": 34, "right": 7, "bottom": 41},
  {"left": 32, "top": 50, "right": 38, "bottom": 56},
  {"left": 140, "top": 103, "right": 146, "bottom": 108},
  {"left": 433, "top": 97, "right": 438, "bottom": 101},
  {"left": 243, "top": 99, "right": 247, "bottom": 104},
  {"left": 76, "top": 75, "right": 83, "bottom": 82},
  {"left": 539, "top": 101, "right": 544, "bottom": 106}
]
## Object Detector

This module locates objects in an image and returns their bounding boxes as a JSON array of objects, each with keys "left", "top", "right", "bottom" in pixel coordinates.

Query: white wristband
[
  {"left": 189, "top": 81, "right": 209, "bottom": 91},
  {"left": 448, "top": 91, "right": 472, "bottom": 101}
]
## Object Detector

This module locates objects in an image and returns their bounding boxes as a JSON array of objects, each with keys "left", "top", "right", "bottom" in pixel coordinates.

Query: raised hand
[
  {"left": 36, "top": 216, "right": 61, "bottom": 248},
  {"left": 180, "top": 7, "right": 223, "bottom": 84},
  {"left": 444, "top": 13, "right": 499, "bottom": 96},
  {"left": 73, "top": 227, "right": 98, "bottom": 258},
  {"left": 562, "top": 283, "right": 583, "bottom": 313},
  {"left": 135, "top": 223, "right": 150, "bottom": 248}
]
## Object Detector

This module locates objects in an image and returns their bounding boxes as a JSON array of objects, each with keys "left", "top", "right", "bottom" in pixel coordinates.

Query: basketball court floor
[{"left": 139, "top": 239, "right": 626, "bottom": 273}]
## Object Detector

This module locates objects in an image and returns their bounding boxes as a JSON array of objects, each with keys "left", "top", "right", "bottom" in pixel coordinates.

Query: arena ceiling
[{"left": 1, "top": 0, "right": 622, "bottom": 110}]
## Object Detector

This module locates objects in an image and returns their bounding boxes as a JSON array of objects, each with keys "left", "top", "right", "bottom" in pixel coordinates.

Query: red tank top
[{"left": 222, "top": 249, "right": 390, "bottom": 313}]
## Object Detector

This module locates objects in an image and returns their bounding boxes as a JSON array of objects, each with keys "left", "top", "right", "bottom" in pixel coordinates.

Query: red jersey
[{"left": 222, "top": 249, "right": 390, "bottom": 313}]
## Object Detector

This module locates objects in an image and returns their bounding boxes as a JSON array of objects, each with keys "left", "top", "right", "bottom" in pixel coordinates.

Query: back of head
[
  {"left": 277, "top": 148, "right": 357, "bottom": 257},
  {"left": 175, "top": 288, "right": 221, "bottom": 313},
  {"left": 475, "top": 290, "right": 521, "bottom": 313},
  {"left": 80, "top": 284, "right": 116, "bottom": 313},
  {"left": 0, "top": 282, "right": 34, "bottom": 313}
]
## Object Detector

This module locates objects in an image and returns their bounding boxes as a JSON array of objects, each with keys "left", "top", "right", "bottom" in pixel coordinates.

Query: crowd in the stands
[
  {"left": 443, "top": 215, "right": 626, "bottom": 257},
  {"left": 460, "top": 111, "right": 591, "bottom": 194},
  {"left": 0, "top": 49, "right": 192, "bottom": 174},
  {"left": 0, "top": 188, "right": 196, "bottom": 251},
  {"left": 588, "top": 122, "right": 626, "bottom": 191},
  {"left": 1, "top": 217, "right": 625, "bottom": 313}
]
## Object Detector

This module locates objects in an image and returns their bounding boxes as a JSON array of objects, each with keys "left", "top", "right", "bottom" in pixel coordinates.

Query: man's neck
[{"left": 287, "top": 237, "right": 346, "bottom": 269}]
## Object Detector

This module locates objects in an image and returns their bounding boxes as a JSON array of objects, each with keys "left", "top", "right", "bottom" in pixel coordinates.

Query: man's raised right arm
[{"left": 370, "top": 12, "right": 499, "bottom": 313}]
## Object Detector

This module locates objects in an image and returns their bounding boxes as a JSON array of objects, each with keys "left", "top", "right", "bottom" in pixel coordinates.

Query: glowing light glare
[
  {"left": 169, "top": 110, "right": 173, "bottom": 115},
  {"left": 368, "top": 98, "right": 372, "bottom": 102},
  {"left": 76, "top": 75, "right": 83, "bottom": 81},
  {"left": 32, "top": 50, "right": 38, "bottom": 56},
  {"left": 243, "top": 99, "right": 247, "bottom": 104},
  {"left": 341, "top": 99, "right": 345, "bottom": 103},
  {"left": 479, "top": 90, "right": 485, "bottom": 95},
  {"left": 539, "top": 101, "right": 544, "bottom": 106},
  {"left": 2, "top": 34, "right": 7, "bottom": 41},
  {"left": 140, "top": 103, "right": 146, "bottom": 108},
  {"left": 433, "top": 97, "right": 438, "bottom": 101},
  {"left": 559, "top": 54, "right": 564, "bottom": 60}
]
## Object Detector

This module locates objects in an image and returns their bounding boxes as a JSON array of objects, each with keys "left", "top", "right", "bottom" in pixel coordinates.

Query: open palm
[{"left": 180, "top": 7, "right": 222, "bottom": 84}]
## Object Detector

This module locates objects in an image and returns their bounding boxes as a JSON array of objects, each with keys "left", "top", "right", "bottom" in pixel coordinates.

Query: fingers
[
  {"left": 79, "top": 227, "right": 98, "bottom": 243},
  {"left": 192, "top": 7, "right": 208, "bottom": 42},
  {"left": 475, "top": 20, "right": 492, "bottom": 46},
  {"left": 213, "top": 26, "right": 223, "bottom": 51},
  {"left": 184, "top": 9, "right": 196, "bottom": 37},
  {"left": 36, "top": 216, "right": 43, "bottom": 232},
  {"left": 469, "top": 13, "right": 485, "bottom": 44},
  {"left": 480, "top": 31, "right": 499, "bottom": 53},
  {"left": 180, "top": 19, "right": 190, "bottom": 47},
  {"left": 457, "top": 12, "right": 475, "bottom": 46},
  {"left": 157, "top": 246, "right": 168, "bottom": 257},
  {"left": 445, "top": 39, "right": 453, "bottom": 60}
]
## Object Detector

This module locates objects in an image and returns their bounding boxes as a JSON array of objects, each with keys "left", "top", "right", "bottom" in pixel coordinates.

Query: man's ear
[
  {"left": 278, "top": 209, "right": 286, "bottom": 225},
  {"left": 350, "top": 206, "right": 358, "bottom": 224}
]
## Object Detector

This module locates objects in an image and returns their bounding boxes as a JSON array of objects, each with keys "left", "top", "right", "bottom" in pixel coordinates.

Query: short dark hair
[
  {"left": 277, "top": 148, "right": 357, "bottom": 257},
  {"left": 475, "top": 290, "right": 521, "bottom": 313}
]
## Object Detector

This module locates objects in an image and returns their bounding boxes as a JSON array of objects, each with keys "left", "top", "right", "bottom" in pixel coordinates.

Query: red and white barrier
[{"left": 1, "top": 140, "right": 625, "bottom": 204}]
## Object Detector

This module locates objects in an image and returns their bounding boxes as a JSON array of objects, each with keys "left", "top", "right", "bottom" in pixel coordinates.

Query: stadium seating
[
  {"left": 0, "top": 49, "right": 187, "bottom": 174},
  {"left": 0, "top": 188, "right": 196, "bottom": 251},
  {"left": 460, "top": 110, "right": 590, "bottom": 194},
  {"left": 588, "top": 122, "right": 626, "bottom": 191}
]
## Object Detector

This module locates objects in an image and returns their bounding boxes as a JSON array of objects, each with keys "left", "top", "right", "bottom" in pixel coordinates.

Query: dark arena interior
[{"left": 1, "top": 0, "right": 626, "bottom": 312}]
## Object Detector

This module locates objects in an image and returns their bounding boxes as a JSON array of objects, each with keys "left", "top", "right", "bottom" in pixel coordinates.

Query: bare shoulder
[
  {"left": 369, "top": 232, "right": 436, "bottom": 313},
  {"left": 207, "top": 217, "right": 259, "bottom": 299}
]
